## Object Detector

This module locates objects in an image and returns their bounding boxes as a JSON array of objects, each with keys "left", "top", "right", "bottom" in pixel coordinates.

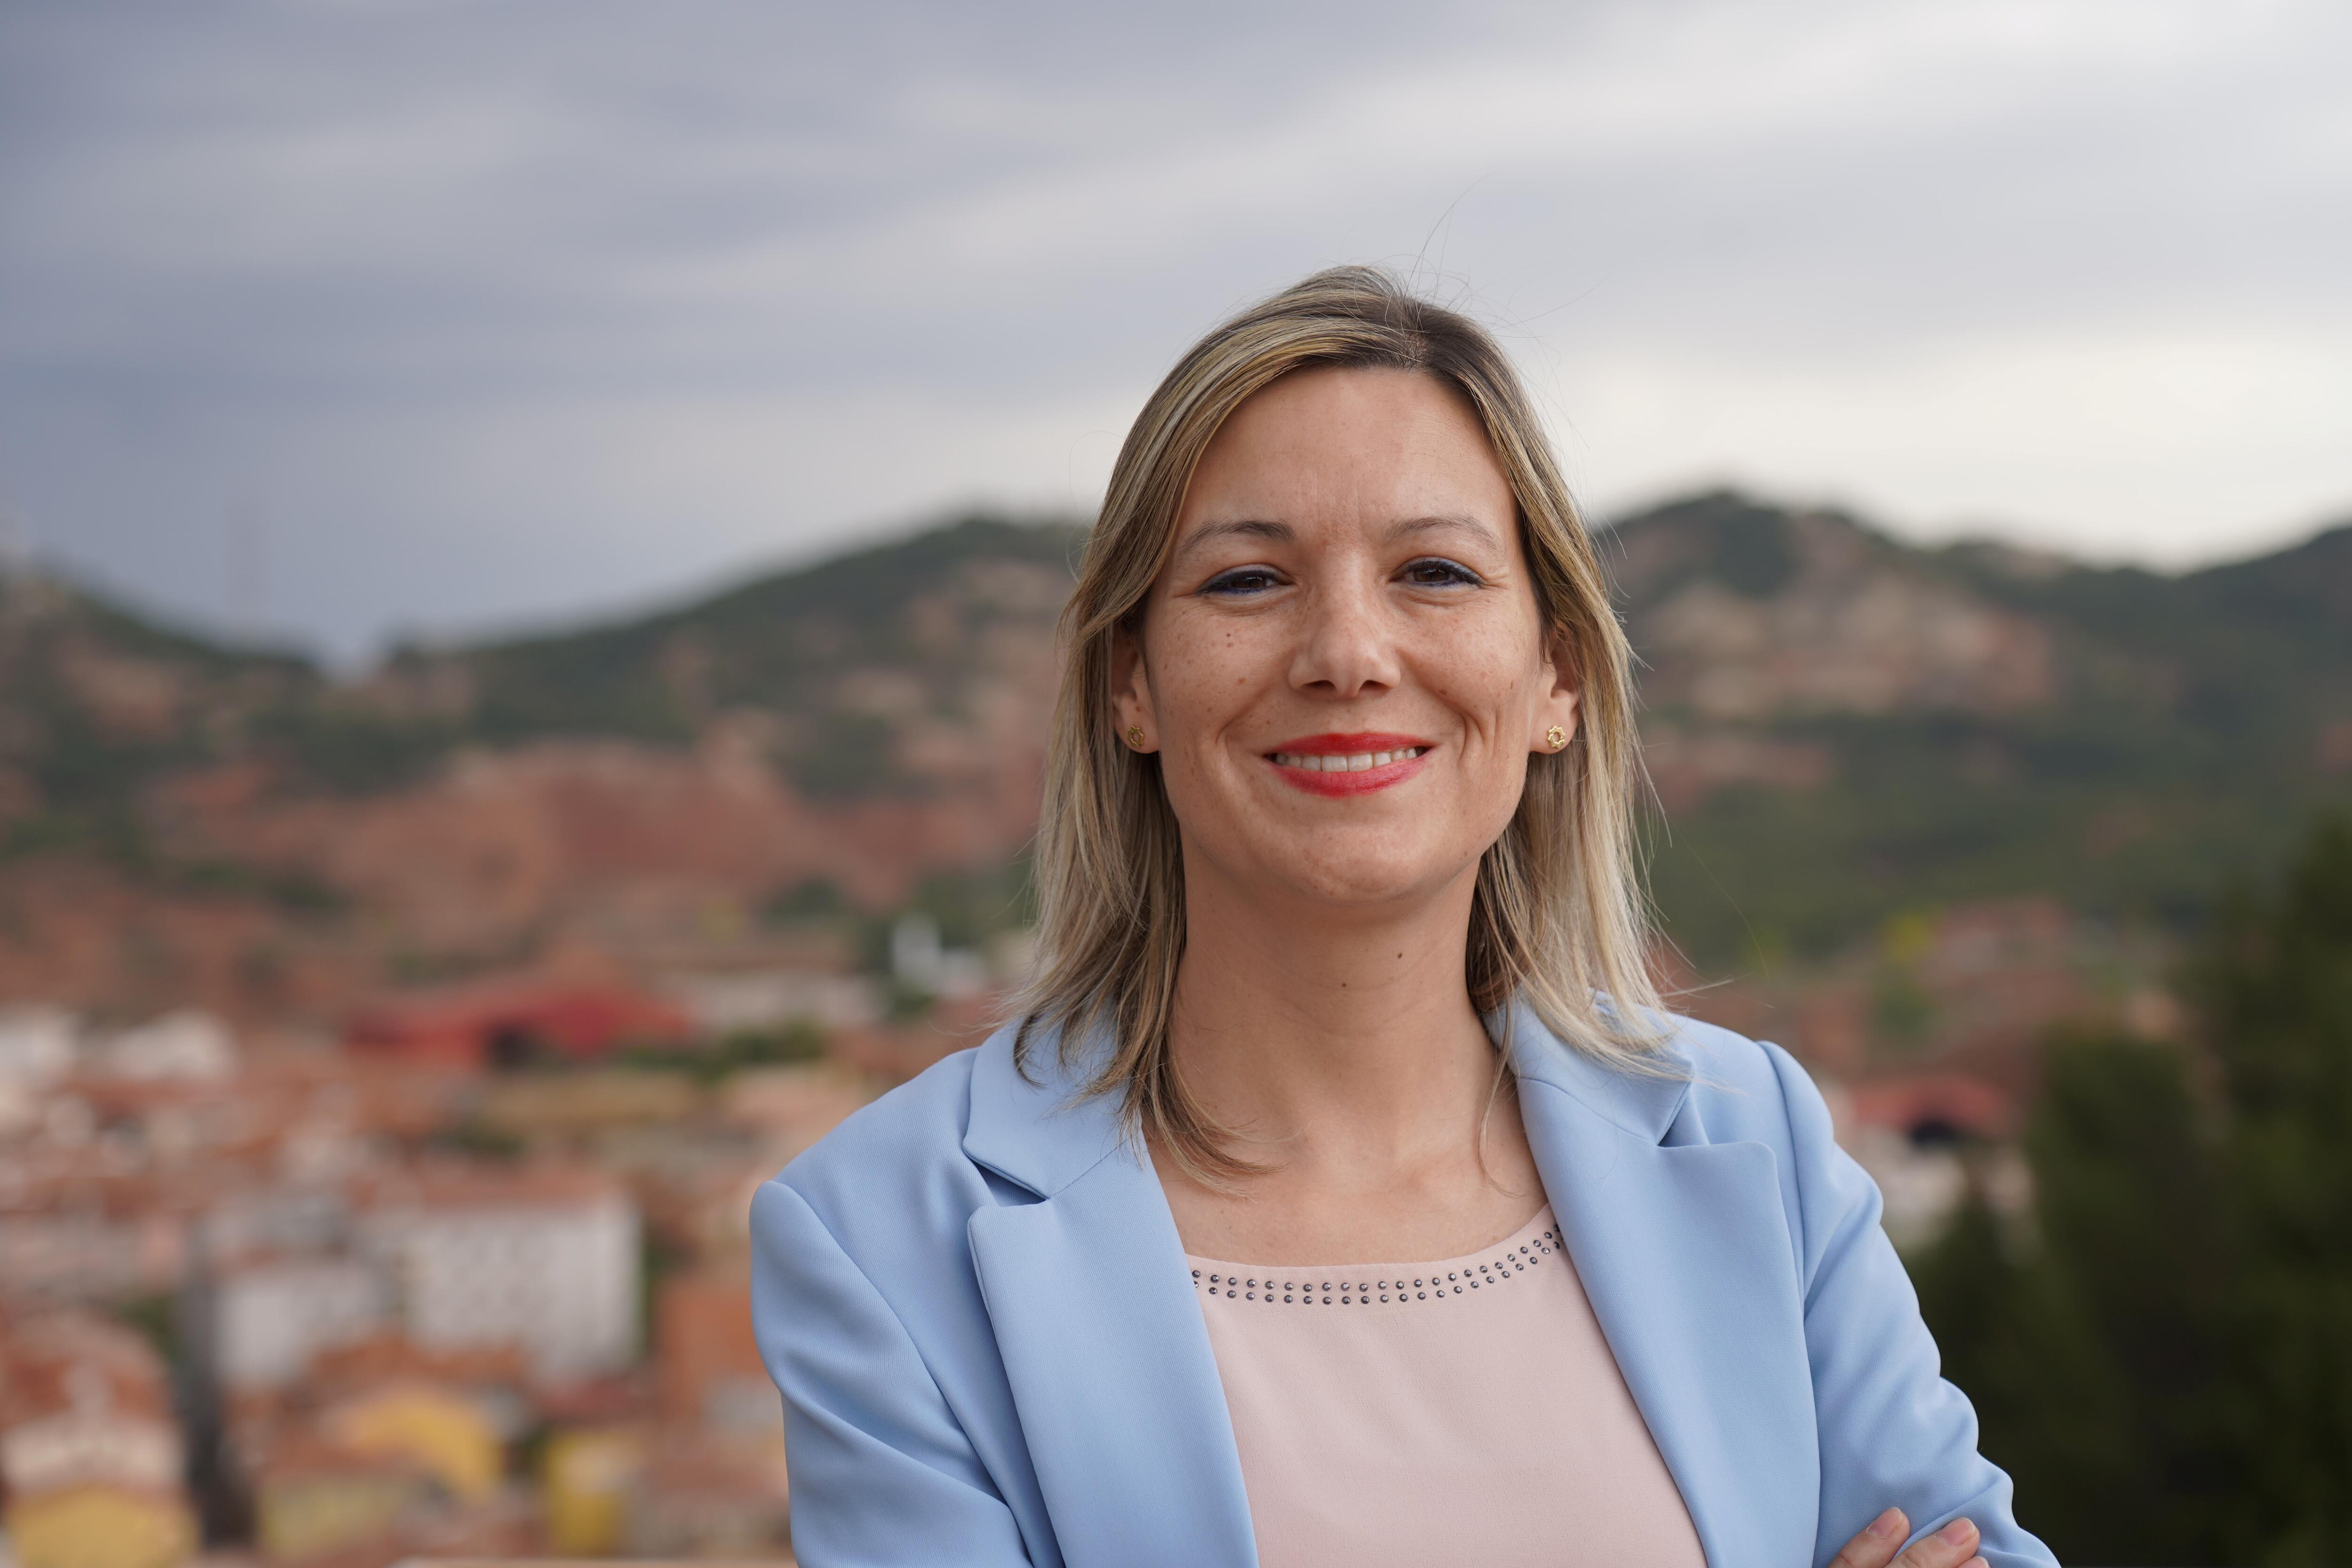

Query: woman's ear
[
  {"left": 1110, "top": 624, "right": 1157, "bottom": 753},
  {"left": 1534, "top": 627, "right": 1582, "bottom": 753}
]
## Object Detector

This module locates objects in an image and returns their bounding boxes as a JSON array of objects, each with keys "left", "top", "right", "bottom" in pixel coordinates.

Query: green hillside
[
  {"left": 271, "top": 514, "right": 1086, "bottom": 796},
  {"left": 8, "top": 494, "right": 2349, "bottom": 968},
  {"left": 0, "top": 571, "right": 320, "bottom": 870},
  {"left": 1615, "top": 493, "right": 2352, "bottom": 964},
  {"left": 444, "top": 514, "right": 1082, "bottom": 746}
]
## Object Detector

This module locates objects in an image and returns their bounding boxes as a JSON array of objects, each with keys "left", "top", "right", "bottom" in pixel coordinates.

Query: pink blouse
[{"left": 1187, "top": 1206, "right": 1706, "bottom": 1568}]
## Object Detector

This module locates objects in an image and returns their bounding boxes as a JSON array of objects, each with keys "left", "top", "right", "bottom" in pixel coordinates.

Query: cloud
[{"left": 1, "top": 0, "right": 2345, "bottom": 657}]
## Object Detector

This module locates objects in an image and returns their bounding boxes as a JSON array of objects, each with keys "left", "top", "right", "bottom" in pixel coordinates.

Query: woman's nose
[{"left": 1287, "top": 578, "right": 1400, "bottom": 698}]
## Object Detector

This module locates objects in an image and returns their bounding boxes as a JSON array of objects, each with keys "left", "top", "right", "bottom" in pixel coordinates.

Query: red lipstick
[{"left": 1264, "top": 732, "right": 1434, "bottom": 797}]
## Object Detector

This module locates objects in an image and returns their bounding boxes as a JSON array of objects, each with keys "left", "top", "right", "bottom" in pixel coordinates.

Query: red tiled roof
[{"left": 1845, "top": 1072, "right": 2018, "bottom": 1140}]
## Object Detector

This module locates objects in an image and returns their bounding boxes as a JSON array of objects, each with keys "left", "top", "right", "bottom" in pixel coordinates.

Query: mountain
[
  {"left": 0, "top": 569, "right": 323, "bottom": 863},
  {"left": 271, "top": 516, "right": 1086, "bottom": 796},
  {"left": 0, "top": 518, "right": 1082, "bottom": 1016},
  {"left": 4, "top": 495, "right": 2348, "bottom": 1019},
  {"left": 1610, "top": 493, "right": 2352, "bottom": 963}
]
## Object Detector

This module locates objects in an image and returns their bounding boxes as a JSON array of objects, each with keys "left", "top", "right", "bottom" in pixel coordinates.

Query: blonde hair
[{"left": 1014, "top": 266, "right": 1661, "bottom": 1176}]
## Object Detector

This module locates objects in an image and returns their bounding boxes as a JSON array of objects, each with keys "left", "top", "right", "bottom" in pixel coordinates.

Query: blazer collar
[
  {"left": 1502, "top": 1001, "right": 1818, "bottom": 1568},
  {"left": 1489, "top": 999, "right": 1695, "bottom": 1144},
  {"left": 963, "top": 1003, "right": 1816, "bottom": 1568},
  {"left": 963, "top": 1000, "right": 1697, "bottom": 1191},
  {"left": 961, "top": 1017, "right": 1258, "bottom": 1568},
  {"left": 962, "top": 1018, "right": 1128, "bottom": 1199}
]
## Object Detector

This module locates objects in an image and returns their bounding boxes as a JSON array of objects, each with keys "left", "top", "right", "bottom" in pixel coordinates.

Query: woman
[{"left": 750, "top": 269, "right": 2056, "bottom": 1568}]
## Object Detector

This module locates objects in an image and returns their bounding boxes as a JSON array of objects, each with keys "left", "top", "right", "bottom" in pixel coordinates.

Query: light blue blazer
[{"left": 749, "top": 1004, "right": 2057, "bottom": 1568}]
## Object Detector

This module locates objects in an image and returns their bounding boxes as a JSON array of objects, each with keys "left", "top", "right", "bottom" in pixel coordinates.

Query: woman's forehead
[
  {"left": 1197, "top": 366, "right": 1496, "bottom": 472},
  {"left": 1176, "top": 371, "right": 1511, "bottom": 537}
]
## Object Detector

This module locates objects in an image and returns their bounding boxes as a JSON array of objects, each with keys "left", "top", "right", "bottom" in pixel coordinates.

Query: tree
[
  {"left": 2192, "top": 813, "right": 2352, "bottom": 1559},
  {"left": 1914, "top": 812, "right": 2352, "bottom": 1563},
  {"left": 1916, "top": 1035, "right": 2239, "bottom": 1562}
]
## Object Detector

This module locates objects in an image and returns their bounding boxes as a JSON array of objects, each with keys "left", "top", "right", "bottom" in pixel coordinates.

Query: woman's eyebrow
[
  {"left": 1388, "top": 514, "right": 1502, "bottom": 549},
  {"left": 1174, "top": 518, "right": 1293, "bottom": 561}
]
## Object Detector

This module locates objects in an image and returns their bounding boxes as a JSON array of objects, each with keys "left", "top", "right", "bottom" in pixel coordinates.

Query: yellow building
[
  {"left": 251, "top": 1441, "right": 437, "bottom": 1562},
  {"left": 540, "top": 1425, "right": 645, "bottom": 1556},
  {"left": 322, "top": 1381, "right": 504, "bottom": 1502},
  {"left": 1, "top": 1313, "right": 197, "bottom": 1568},
  {"left": 4, "top": 1483, "right": 196, "bottom": 1568}
]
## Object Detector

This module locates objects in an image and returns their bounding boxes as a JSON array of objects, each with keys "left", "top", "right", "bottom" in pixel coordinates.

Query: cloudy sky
[{"left": 3, "top": 0, "right": 2347, "bottom": 661}]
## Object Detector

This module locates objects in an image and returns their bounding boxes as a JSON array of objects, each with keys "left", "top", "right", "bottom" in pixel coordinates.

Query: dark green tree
[
  {"left": 1909, "top": 1188, "right": 2137, "bottom": 1540},
  {"left": 1915, "top": 811, "right": 2352, "bottom": 1563},
  {"left": 1916, "top": 1035, "right": 2240, "bottom": 1562},
  {"left": 2191, "top": 813, "right": 2352, "bottom": 1560}
]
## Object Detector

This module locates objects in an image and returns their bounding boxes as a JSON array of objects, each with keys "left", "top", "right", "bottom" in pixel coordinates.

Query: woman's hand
[{"left": 1832, "top": 1509, "right": 1987, "bottom": 1568}]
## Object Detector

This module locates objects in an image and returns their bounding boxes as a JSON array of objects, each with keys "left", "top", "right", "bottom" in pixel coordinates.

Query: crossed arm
[{"left": 1836, "top": 1509, "right": 1992, "bottom": 1568}]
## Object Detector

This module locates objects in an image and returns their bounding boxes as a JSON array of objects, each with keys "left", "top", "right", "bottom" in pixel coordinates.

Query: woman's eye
[
  {"left": 1201, "top": 567, "right": 1284, "bottom": 597},
  {"left": 1400, "top": 557, "right": 1483, "bottom": 588}
]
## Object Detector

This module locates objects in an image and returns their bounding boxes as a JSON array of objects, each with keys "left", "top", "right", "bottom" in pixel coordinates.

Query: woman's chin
[{"left": 1247, "top": 844, "right": 1481, "bottom": 915}]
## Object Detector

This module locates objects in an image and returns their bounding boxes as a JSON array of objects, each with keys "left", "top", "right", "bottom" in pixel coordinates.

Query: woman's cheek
[{"left": 1416, "top": 613, "right": 1518, "bottom": 684}]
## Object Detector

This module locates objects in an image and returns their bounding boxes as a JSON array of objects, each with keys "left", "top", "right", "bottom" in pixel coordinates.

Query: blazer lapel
[
  {"left": 962, "top": 1026, "right": 1258, "bottom": 1568},
  {"left": 957, "top": 1011, "right": 1821, "bottom": 1568},
  {"left": 1504, "top": 1007, "right": 1820, "bottom": 1568}
]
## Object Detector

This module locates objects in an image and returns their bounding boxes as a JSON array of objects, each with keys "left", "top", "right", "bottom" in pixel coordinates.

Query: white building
[
  {"left": 0, "top": 1312, "right": 186, "bottom": 1496},
  {"left": 1, "top": 1375, "right": 183, "bottom": 1496},
  {"left": 663, "top": 969, "right": 881, "bottom": 1034},
  {"left": 102, "top": 1011, "right": 236, "bottom": 1082},
  {"left": 0, "top": 1006, "right": 78, "bottom": 1087},
  {"left": 358, "top": 1167, "right": 638, "bottom": 1383},
  {"left": 888, "top": 915, "right": 988, "bottom": 999},
  {"left": 201, "top": 1255, "right": 388, "bottom": 1391}
]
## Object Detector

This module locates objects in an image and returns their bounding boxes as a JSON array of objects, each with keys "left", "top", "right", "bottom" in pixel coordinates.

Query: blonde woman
[{"left": 750, "top": 270, "right": 2054, "bottom": 1568}]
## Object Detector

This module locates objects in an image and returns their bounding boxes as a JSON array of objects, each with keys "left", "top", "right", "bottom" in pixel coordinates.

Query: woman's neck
[
  {"left": 1153, "top": 850, "right": 1542, "bottom": 1264},
  {"left": 1167, "top": 851, "right": 1500, "bottom": 1170}
]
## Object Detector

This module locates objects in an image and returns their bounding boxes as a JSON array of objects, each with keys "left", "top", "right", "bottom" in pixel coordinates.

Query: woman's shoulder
[
  {"left": 1661, "top": 1009, "right": 1830, "bottom": 1145},
  {"left": 1665, "top": 1007, "right": 1812, "bottom": 1097},
  {"left": 769, "top": 1043, "right": 993, "bottom": 1237},
  {"left": 767, "top": 1019, "right": 1119, "bottom": 1246},
  {"left": 1525, "top": 1000, "right": 1820, "bottom": 1142},
  {"left": 1526, "top": 1001, "right": 1834, "bottom": 1170},
  {"left": 1645, "top": 1011, "right": 1870, "bottom": 1266}
]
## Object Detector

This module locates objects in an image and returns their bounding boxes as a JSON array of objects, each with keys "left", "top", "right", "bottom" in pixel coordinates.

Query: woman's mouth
[
  {"left": 1265, "top": 733, "right": 1434, "bottom": 796},
  {"left": 1269, "top": 746, "right": 1428, "bottom": 772}
]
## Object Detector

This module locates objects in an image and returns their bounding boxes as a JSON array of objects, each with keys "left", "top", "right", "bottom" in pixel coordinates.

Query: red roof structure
[
  {"left": 345, "top": 979, "right": 692, "bottom": 1070},
  {"left": 1845, "top": 1072, "right": 2018, "bottom": 1144}
]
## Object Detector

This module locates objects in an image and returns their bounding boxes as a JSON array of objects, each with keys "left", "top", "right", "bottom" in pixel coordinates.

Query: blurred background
[{"left": 1, "top": 2, "right": 2348, "bottom": 1565}]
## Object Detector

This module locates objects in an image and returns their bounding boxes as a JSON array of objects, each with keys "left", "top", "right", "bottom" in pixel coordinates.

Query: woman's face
[{"left": 1115, "top": 365, "right": 1578, "bottom": 911}]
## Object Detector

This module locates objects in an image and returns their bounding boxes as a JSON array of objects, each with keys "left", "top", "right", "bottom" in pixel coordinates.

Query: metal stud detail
[{"left": 1192, "top": 1223, "right": 1557, "bottom": 1307}]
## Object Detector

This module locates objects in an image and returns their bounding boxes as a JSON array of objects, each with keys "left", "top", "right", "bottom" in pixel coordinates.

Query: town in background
[{"left": 4, "top": 491, "right": 2350, "bottom": 1567}]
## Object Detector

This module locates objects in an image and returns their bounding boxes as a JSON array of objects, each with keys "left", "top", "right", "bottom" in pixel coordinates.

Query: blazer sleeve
[
  {"left": 1760, "top": 1043, "right": 2059, "bottom": 1568},
  {"left": 748, "top": 1178, "right": 1036, "bottom": 1567}
]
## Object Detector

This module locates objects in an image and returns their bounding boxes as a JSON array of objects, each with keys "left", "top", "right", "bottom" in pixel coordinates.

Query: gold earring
[
  {"left": 1545, "top": 724, "right": 1568, "bottom": 751},
  {"left": 1125, "top": 725, "right": 1146, "bottom": 750}
]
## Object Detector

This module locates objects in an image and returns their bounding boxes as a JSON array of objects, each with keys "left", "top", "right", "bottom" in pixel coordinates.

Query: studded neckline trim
[{"left": 1187, "top": 1209, "right": 1564, "bottom": 1309}]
